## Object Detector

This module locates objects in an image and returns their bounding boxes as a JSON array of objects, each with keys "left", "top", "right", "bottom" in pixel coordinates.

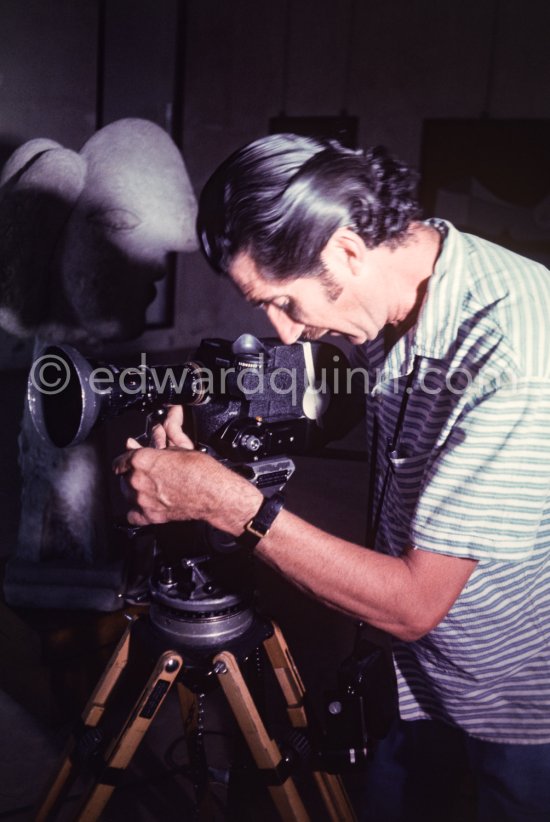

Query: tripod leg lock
[
  {"left": 91, "top": 764, "right": 126, "bottom": 787},
  {"left": 69, "top": 721, "right": 126, "bottom": 788},
  {"left": 258, "top": 729, "right": 313, "bottom": 786},
  {"left": 256, "top": 751, "right": 295, "bottom": 786},
  {"left": 70, "top": 720, "right": 104, "bottom": 766}
]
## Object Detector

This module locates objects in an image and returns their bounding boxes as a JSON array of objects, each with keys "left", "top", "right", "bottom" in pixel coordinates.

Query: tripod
[{"left": 35, "top": 556, "right": 357, "bottom": 821}]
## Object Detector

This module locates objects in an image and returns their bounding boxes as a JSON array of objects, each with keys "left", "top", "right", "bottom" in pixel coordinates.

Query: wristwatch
[{"left": 239, "top": 491, "right": 285, "bottom": 550}]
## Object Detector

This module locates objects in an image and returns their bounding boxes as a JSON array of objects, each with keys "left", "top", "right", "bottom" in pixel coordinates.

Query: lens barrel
[{"left": 28, "top": 344, "right": 208, "bottom": 448}]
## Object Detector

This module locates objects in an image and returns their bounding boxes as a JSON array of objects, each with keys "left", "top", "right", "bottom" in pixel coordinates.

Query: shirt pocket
[{"left": 386, "top": 449, "right": 430, "bottom": 525}]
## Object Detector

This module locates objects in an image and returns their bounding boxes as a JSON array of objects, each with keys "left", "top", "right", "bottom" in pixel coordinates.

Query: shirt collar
[
  {"left": 368, "top": 219, "right": 466, "bottom": 390},
  {"left": 411, "top": 218, "right": 466, "bottom": 360}
]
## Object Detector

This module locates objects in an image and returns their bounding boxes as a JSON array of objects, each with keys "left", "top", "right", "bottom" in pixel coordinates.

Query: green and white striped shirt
[{"left": 353, "top": 220, "right": 550, "bottom": 743}]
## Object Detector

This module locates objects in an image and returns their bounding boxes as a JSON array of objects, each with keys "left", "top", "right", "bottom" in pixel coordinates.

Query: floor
[{"left": 0, "top": 367, "right": 369, "bottom": 821}]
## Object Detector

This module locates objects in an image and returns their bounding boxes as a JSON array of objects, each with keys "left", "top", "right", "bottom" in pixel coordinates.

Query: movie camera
[{"left": 28, "top": 332, "right": 359, "bottom": 644}]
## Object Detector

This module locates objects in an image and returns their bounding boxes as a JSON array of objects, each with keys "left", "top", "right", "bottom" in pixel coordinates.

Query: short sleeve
[{"left": 411, "top": 379, "right": 550, "bottom": 561}]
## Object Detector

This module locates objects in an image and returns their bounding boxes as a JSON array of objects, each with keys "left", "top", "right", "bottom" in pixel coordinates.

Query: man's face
[{"left": 229, "top": 240, "right": 392, "bottom": 345}]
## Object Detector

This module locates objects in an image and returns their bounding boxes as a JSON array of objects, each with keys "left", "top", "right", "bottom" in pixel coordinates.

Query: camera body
[{"left": 189, "top": 336, "right": 329, "bottom": 460}]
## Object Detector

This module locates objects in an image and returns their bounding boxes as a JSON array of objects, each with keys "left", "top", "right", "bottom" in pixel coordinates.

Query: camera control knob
[
  {"left": 240, "top": 433, "right": 262, "bottom": 452},
  {"left": 328, "top": 700, "right": 343, "bottom": 715}
]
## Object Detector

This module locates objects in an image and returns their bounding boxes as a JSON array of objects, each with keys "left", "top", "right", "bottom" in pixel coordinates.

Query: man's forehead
[
  {"left": 229, "top": 251, "right": 280, "bottom": 301},
  {"left": 229, "top": 250, "right": 261, "bottom": 281}
]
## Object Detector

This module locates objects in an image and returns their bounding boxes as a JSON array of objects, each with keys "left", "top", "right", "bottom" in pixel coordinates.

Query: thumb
[{"left": 126, "top": 437, "right": 143, "bottom": 450}]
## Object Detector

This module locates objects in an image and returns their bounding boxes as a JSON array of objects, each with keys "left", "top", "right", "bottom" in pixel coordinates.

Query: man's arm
[
  {"left": 256, "top": 512, "right": 476, "bottom": 641},
  {"left": 114, "top": 445, "right": 477, "bottom": 642}
]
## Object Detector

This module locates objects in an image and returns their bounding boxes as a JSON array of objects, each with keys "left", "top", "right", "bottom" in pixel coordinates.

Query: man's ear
[{"left": 321, "top": 227, "right": 366, "bottom": 277}]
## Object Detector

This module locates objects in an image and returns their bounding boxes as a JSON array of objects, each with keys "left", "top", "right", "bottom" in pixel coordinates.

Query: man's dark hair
[{"left": 197, "top": 133, "right": 421, "bottom": 281}]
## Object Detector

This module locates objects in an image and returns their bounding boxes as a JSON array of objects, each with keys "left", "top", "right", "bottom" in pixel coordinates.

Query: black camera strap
[
  {"left": 336, "top": 356, "right": 421, "bottom": 744},
  {"left": 366, "top": 355, "right": 420, "bottom": 548}
]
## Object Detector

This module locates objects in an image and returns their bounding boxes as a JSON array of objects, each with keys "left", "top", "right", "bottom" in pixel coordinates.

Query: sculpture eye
[{"left": 88, "top": 208, "right": 142, "bottom": 231}]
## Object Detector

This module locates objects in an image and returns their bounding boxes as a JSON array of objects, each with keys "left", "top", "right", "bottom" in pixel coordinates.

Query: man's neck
[{"left": 384, "top": 222, "right": 442, "bottom": 347}]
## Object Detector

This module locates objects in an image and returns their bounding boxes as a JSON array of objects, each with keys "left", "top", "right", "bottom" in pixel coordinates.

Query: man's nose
[{"left": 265, "top": 304, "right": 305, "bottom": 344}]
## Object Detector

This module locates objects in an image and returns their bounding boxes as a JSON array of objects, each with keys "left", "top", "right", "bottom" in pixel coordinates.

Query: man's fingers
[
  {"left": 163, "top": 406, "right": 194, "bottom": 448},
  {"left": 150, "top": 424, "right": 168, "bottom": 449},
  {"left": 112, "top": 454, "right": 129, "bottom": 474},
  {"left": 165, "top": 419, "right": 194, "bottom": 449},
  {"left": 148, "top": 406, "right": 193, "bottom": 449},
  {"left": 126, "top": 508, "right": 149, "bottom": 527},
  {"left": 167, "top": 429, "right": 195, "bottom": 449},
  {"left": 150, "top": 422, "right": 194, "bottom": 449},
  {"left": 112, "top": 438, "right": 144, "bottom": 474}
]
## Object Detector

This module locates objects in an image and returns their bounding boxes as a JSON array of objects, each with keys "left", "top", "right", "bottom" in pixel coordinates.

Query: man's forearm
[
  {"left": 253, "top": 508, "right": 476, "bottom": 642},
  {"left": 255, "top": 510, "right": 421, "bottom": 639}
]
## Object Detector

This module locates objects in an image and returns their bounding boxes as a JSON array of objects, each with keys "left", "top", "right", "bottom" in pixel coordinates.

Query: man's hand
[
  {"left": 149, "top": 405, "right": 194, "bottom": 449},
  {"left": 113, "top": 442, "right": 262, "bottom": 532}
]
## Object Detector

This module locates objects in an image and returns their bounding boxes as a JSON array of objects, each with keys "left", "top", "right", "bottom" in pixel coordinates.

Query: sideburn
[{"left": 319, "top": 268, "right": 344, "bottom": 302}]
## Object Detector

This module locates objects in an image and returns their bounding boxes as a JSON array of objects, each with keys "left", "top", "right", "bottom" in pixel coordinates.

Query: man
[{"left": 114, "top": 134, "right": 550, "bottom": 821}]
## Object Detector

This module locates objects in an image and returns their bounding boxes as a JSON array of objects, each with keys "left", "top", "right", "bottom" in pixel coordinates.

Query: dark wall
[
  {"left": 0, "top": 0, "right": 97, "bottom": 156},
  {"left": 1, "top": 0, "right": 550, "bottom": 352},
  {"left": 176, "top": 0, "right": 550, "bottom": 347}
]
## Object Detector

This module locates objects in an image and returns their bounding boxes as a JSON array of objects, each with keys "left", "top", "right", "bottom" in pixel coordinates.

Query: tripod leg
[
  {"left": 213, "top": 649, "right": 310, "bottom": 822},
  {"left": 75, "top": 648, "right": 183, "bottom": 822},
  {"left": 264, "top": 623, "right": 357, "bottom": 822},
  {"left": 263, "top": 622, "right": 307, "bottom": 727},
  {"left": 35, "top": 618, "right": 135, "bottom": 821}
]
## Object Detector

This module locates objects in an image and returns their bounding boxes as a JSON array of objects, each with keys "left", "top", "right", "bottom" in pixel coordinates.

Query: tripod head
[{"left": 144, "top": 453, "right": 295, "bottom": 658}]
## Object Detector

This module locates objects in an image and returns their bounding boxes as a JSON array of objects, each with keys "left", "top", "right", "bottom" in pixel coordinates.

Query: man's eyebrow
[
  {"left": 239, "top": 287, "right": 260, "bottom": 304},
  {"left": 241, "top": 287, "right": 272, "bottom": 307}
]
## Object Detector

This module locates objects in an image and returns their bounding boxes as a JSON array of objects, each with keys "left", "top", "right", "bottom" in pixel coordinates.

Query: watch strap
[{"left": 239, "top": 491, "right": 285, "bottom": 550}]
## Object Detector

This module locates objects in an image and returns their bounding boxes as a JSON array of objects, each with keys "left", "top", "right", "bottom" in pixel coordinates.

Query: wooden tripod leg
[
  {"left": 35, "top": 619, "right": 134, "bottom": 822},
  {"left": 264, "top": 623, "right": 357, "bottom": 822},
  {"left": 213, "top": 649, "right": 310, "bottom": 822},
  {"left": 75, "top": 649, "right": 183, "bottom": 822}
]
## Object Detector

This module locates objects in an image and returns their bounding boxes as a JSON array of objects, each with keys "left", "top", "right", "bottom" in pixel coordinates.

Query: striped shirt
[{"left": 351, "top": 219, "right": 550, "bottom": 743}]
